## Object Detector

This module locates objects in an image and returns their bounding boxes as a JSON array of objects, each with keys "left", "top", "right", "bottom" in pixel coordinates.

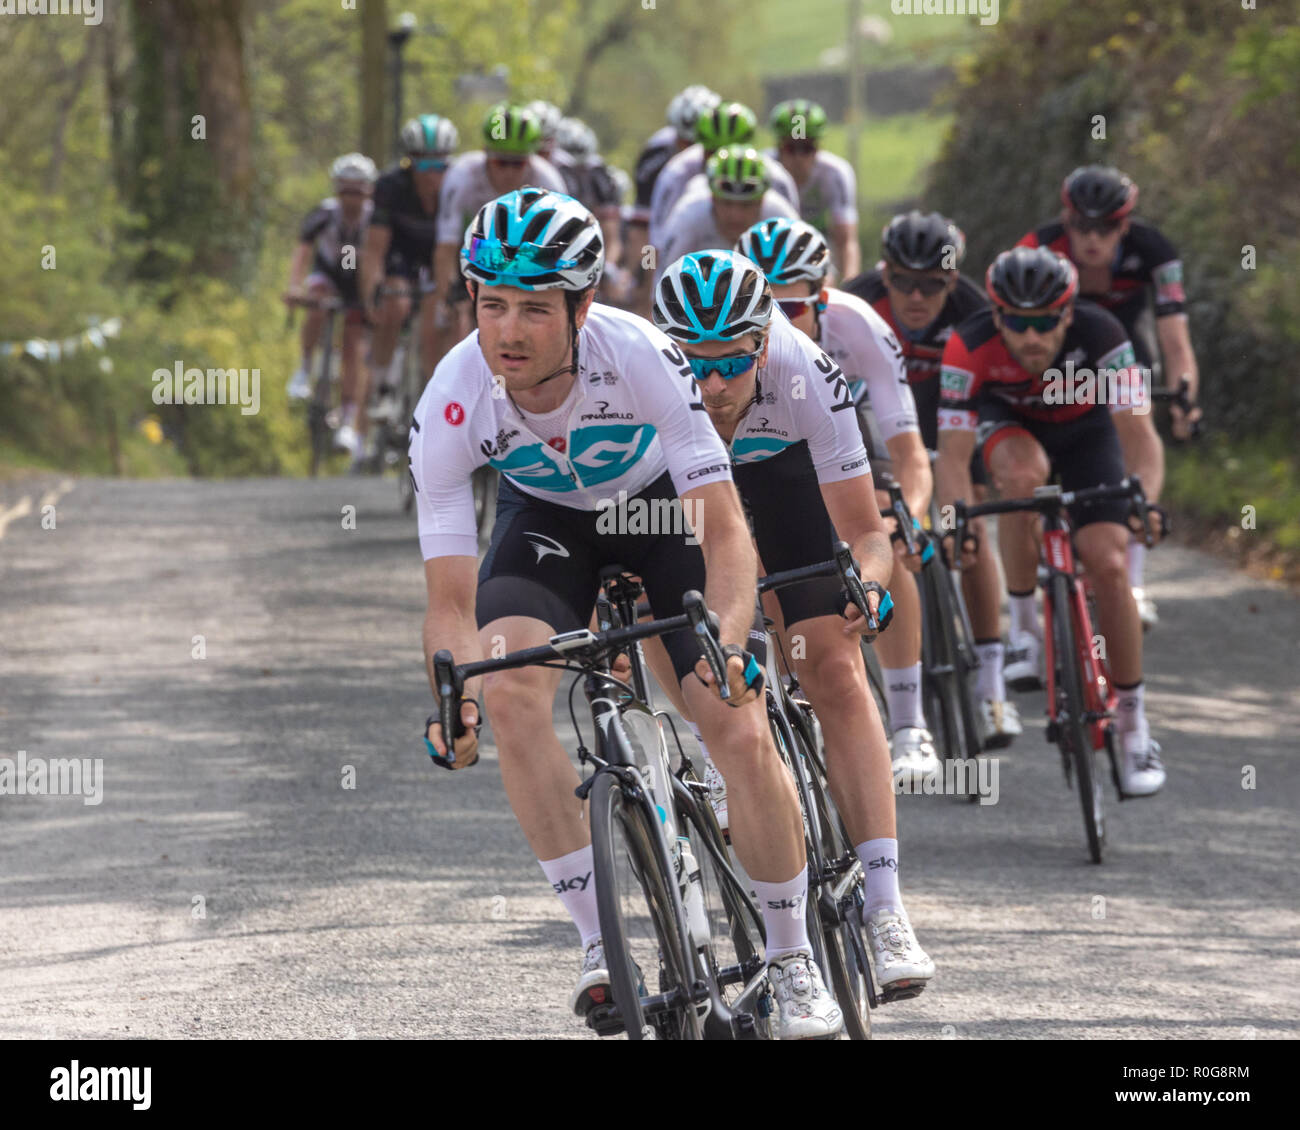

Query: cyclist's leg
[
  {"left": 871, "top": 485, "right": 927, "bottom": 741},
  {"left": 369, "top": 247, "right": 414, "bottom": 382},
  {"left": 983, "top": 417, "right": 1049, "bottom": 597},
  {"left": 299, "top": 273, "right": 332, "bottom": 363}
]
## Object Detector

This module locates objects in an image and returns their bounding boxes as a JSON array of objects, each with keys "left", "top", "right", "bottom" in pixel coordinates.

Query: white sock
[
  {"left": 974, "top": 640, "right": 1005, "bottom": 701},
  {"left": 539, "top": 845, "right": 601, "bottom": 947},
  {"left": 856, "top": 837, "right": 902, "bottom": 914},
  {"left": 1008, "top": 590, "right": 1038, "bottom": 638},
  {"left": 686, "top": 720, "right": 713, "bottom": 764},
  {"left": 341, "top": 403, "right": 358, "bottom": 427},
  {"left": 1114, "top": 681, "right": 1146, "bottom": 736},
  {"left": 752, "top": 867, "right": 813, "bottom": 960},
  {"left": 882, "top": 663, "right": 925, "bottom": 732},
  {"left": 1127, "top": 538, "right": 1146, "bottom": 589}
]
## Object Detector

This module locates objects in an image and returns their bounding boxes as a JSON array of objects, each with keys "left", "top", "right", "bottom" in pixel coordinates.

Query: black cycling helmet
[
  {"left": 881, "top": 210, "right": 966, "bottom": 271},
  {"left": 985, "top": 246, "right": 1078, "bottom": 311},
  {"left": 1060, "top": 165, "right": 1138, "bottom": 220}
]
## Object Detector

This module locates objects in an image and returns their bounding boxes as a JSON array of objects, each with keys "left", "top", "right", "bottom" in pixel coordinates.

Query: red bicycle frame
[{"left": 1041, "top": 527, "right": 1116, "bottom": 751}]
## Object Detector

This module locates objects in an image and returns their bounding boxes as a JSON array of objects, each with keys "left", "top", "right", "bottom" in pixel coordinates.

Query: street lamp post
[{"left": 388, "top": 11, "right": 416, "bottom": 160}]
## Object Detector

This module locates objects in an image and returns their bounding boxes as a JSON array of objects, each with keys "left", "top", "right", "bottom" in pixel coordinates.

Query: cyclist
[
  {"left": 934, "top": 245, "right": 1166, "bottom": 796},
  {"left": 526, "top": 99, "right": 564, "bottom": 162},
  {"left": 285, "top": 152, "right": 377, "bottom": 459},
  {"left": 628, "top": 85, "right": 721, "bottom": 315},
  {"left": 648, "top": 102, "right": 799, "bottom": 252},
  {"left": 553, "top": 117, "right": 626, "bottom": 301},
  {"left": 1018, "top": 166, "right": 1200, "bottom": 628},
  {"left": 766, "top": 99, "right": 860, "bottom": 278},
  {"left": 736, "top": 217, "right": 942, "bottom": 782},
  {"left": 648, "top": 248, "right": 936, "bottom": 994},
  {"left": 843, "top": 211, "right": 1022, "bottom": 748},
  {"left": 415, "top": 188, "right": 844, "bottom": 1038},
  {"left": 361, "top": 114, "right": 458, "bottom": 430},
  {"left": 430, "top": 103, "right": 568, "bottom": 355},
  {"left": 655, "top": 149, "right": 798, "bottom": 284}
]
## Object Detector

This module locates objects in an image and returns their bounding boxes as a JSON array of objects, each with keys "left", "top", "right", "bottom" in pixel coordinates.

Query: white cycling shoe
[
  {"left": 702, "top": 759, "right": 729, "bottom": 837},
  {"left": 864, "top": 908, "right": 935, "bottom": 998},
  {"left": 1133, "top": 587, "right": 1159, "bottom": 630},
  {"left": 979, "top": 698, "right": 1023, "bottom": 749},
  {"left": 569, "top": 937, "right": 615, "bottom": 1018},
  {"left": 768, "top": 950, "right": 844, "bottom": 1040},
  {"left": 1120, "top": 731, "right": 1166, "bottom": 796},
  {"left": 370, "top": 388, "right": 400, "bottom": 424},
  {"left": 891, "top": 726, "right": 939, "bottom": 788},
  {"left": 332, "top": 423, "right": 361, "bottom": 457},
  {"left": 1004, "top": 629, "right": 1043, "bottom": 691},
  {"left": 286, "top": 366, "right": 312, "bottom": 401}
]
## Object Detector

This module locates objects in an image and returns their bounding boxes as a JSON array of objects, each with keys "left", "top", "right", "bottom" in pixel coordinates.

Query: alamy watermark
[
  {"left": 0, "top": 0, "right": 101, "bottom": 25},
  {"left": 0, "top": 750, "right": 103, "bottom": 806},
  {"left": 890, "top": 0, "right": 999, "bottom": 26},
  {"left": 152, "top": 361, "right": 260, "bottom": 415},
  {"left": 1042, "top": 362, "right": 1151, "bottom": 413},
  {"left": 595, "top": 489, "right": 702, "bottom": 545},
  {"left": 896, "top": 756, "right": 1000, "bottom": 805}
]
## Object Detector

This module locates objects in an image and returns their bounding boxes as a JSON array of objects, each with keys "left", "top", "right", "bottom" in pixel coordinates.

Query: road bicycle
[
  {"left": 286, "top": 294, "right": 346, "bottom": 477},
  {"left": 431, "top": 582, "right": 770, "bottom": 1041},
  {"left": 953, "top": 477, "right": 1156, "bottom": 862}
]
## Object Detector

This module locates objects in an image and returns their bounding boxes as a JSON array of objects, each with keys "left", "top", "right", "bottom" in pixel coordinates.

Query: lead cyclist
[{"left": 414, "top": 187, "right": 844, "bottom": 1038}]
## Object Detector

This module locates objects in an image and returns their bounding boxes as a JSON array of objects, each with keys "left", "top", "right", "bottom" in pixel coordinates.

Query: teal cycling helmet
[
  {"left": 400, "top": 114, "right": 459, "bottom": 156},
  {"left": 735, "top": 217, "right": 830, "bottom": 285},
  {"left": 460, "top": 188, "right": 604, "bottom": 291},
  {"left": 652, "top": 249, "right": 773, "bottom": 343}
]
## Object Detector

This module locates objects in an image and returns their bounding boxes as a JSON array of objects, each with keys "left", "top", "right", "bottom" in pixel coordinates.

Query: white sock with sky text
[{"left": 539, "top": 845, "right": 601, "bottom": 948}]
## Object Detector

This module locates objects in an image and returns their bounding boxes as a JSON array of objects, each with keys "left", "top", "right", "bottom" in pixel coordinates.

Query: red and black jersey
[
  {"left": 938, "top": 300, "right": 1141, "bottom": 431},
  {"left": 1017, "top": 217, "right": 1186, "bottom": 327}
]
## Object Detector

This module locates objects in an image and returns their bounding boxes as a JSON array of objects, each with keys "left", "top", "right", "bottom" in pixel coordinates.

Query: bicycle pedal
[
  {"left": 583, "top": 1001, "right": 626, "bottom": 1038},
  {"left": 879, "top": 980, "right": 927, "bottom": 1004},
  {"left": 1006, "top": 674, "right": 1042, "bottom": 692}
]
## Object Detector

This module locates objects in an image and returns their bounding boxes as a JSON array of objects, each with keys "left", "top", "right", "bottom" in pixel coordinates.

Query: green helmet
[
  {"left": 695, "top": 101, "right": 758, "bottom": 151},
  {"left": 769, "top": 99, "right": 827, "bottom": 142},
  {"left": 707, "top": 147, "right": 771, "bottom": 201},
  {"left": 481, "top": 103, "right": 543, "bottom": 155}
]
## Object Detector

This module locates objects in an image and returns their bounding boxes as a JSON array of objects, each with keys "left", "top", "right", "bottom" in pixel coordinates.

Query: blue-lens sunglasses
[{"left": 686, "top": 348, "right": 762, "bottom": 381}]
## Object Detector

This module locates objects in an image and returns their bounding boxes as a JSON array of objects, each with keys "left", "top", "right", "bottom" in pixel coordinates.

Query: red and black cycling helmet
[
  {"left": 1060, "top": 165, "right": 1139, "bottom": 220},
  {"left": 985, "top": 246, "right": 1078, "bottom": 311}
]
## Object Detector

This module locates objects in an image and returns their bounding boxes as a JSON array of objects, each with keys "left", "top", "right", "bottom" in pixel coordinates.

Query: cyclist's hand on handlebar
[
  {"left": 610, "top": 651, "right": 633, "bottom": 682},
  {"left": 840, "top": 581, "right": 894, "bottom": 640},
  {"left": 1128, "top": 501, "right": 1170, "bottom": 545},
  {"left": 282, "top": 288, "right": 304, "bottom": 309},
  {"left": 425, "top": 699, "right": 481, "bottom": 770},
  {"left": 1170, "top": 400, "right": 1202, "bottom": 441},
  {"left": 694, "top": 646, "right": 764, "bottom": 707}
]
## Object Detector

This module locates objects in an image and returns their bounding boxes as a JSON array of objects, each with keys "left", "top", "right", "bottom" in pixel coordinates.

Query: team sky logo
[
  {"left": 489, "top": 425, "right": 658, "bottom": 492},
  {"left": 813, "top": 351, "right": 853, "bottom": 412},
  {"left": 579, "top": 400, "right": 634, "bottom": 422}
]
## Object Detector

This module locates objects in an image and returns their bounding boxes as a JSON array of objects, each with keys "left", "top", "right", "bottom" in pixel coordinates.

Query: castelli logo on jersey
[
  {"left": 444, "top": 402, "right": 465, "bottom": 426},
  {"left": 547, "top": 436, "right": 567, "bottom": 452}
]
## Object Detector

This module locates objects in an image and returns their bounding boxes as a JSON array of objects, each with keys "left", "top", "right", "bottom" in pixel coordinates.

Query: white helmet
[
  {"left": 653, "top": 249, "right": 774, "bottom": 343},
  {"left": 667, "top": 85, "right": 721, "bottom": 142},
  {"left": 461, "top": 188, "right": 605, "bottom": 292},
  {"left": 526, "top": 100, "right": 564, "bottom": 141},
  {"left": 734, "top": 218, "right": 831, "bottom": 285},
  {"left": 330, "top": 152, "right": 379, "bottom": 186},
  {"left": 607, "top": 165, "right": 632, "bottom": 204},
  {"left": 556, "top": 117, "right": 599, "bottom": 160}
]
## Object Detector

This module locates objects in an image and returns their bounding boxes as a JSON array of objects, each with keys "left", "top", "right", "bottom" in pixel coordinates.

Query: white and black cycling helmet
[
  {"left": 667, "top": 85, "right": 721, "bottom": 143},
  {"left": 556, "top": 117, "right": 599, "bottom": 160},
  {"left": 526, "top": 100, "right": 564, "bottom": 142},
  {"left": 330, "top": 152, "right": 379, "bottom": 187},
  {"left": 735, "top": 217, "right": 830, "bottom": 285},
  {"left": 653, "top": 249, "right": 774, "bottom": 343},
  {"left": 400, "top": 113, "right": 459, "bottom": 157},
  {"left": 460, "top": 188, "right": 604, "bottom": 291}
]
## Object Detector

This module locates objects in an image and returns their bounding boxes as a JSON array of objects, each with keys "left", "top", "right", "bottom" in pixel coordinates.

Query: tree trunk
[{"left": 361, "top": 0, "right": 389, "bottom": 163}]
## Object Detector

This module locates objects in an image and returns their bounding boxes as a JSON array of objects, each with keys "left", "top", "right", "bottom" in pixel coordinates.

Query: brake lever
[
  {"left": 683, "top": 589, "right": 729, "bottom": 700},
  {"left": 833, "top": 540, "right": 877, "bottom": 633},
  {"left": 432, "top": 649, "right": 463, "bottom": 751}
]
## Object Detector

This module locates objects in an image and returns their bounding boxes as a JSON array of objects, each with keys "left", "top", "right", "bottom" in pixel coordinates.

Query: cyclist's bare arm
[
  {"left": 831, "top": 220, "right": 860, "bottom": 279},
  {"left": 360, "top": 224, "right": 392, "bottom": 309},
  {"left": 422, "top": 554, "right": 485, "bottom": 760},
  {"left": 433, "top": 241, "right": 461, "bottom": 313},
  {"left": 1112, "top": 408, "right": 1165, "bottom": 500},
  {"left": 1155, "top": 313, "right": 1201, "bottom": 437},
  {"left": 884, "top": 429, "right": 933, "bottom": 522},
  {"left": 819, "top": 475, "right": 894, "bottom": 599},
  {"left": 284, "top": 242, "right": 312, "bottom": 300}
]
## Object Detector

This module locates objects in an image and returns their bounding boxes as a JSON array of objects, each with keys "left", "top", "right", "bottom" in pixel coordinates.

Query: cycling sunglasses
[
  {"left": 999, "top": 310, "right": 1065, "bottom": 333},
  {"left": 488, "top": 154, "right": 528, "bottom": 168},
  {"left": 412, "top": 157, "right": 451, "bottom": 172},
  {"left": 1067, "top": 213, "right": 1123, "bottom": 236},
  {"left": 886, "top": 272, "right": 947, "bottom": 298},
  {"left": 776, "top": 297, "right": 820, "bottom": 319},
  {"left": 686, "top": 349, "right": 762, "bottom": 381},
  {"left": 781, "top": 140, "right": 818, "bottom": 155}
]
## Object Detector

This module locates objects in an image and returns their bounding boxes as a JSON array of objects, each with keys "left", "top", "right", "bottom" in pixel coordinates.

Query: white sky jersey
[
  {"left": 725, "top": 311, "right": 869, "bottom": 483},
  {"left": 648, "top": 144, "right": 799, "bottom": 248},
  {"left": 817, "top": 288, "right": 918, "bottom": 442},
  {"left": 764, "top": 149, "right": 858, "bottom": 231},
  {"left": 411, "top": 304, "right": 733, "bottom": 559},
  {"left": 434, "top": 151, "right": 569, "bottom": 245},
  {"left": 656, "top": 187, "right": 800, "bottom": 281}
]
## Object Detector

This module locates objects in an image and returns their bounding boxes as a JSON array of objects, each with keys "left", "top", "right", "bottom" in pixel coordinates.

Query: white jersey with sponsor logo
[
  {"left": 656, "top": 187, "right": 800, "bottom": 281},
  {"left": 764, "top": 149, "right": 858, "bottom": 232},
  {"left": 724, "top": 310, "right": 869, "bottom": 483},
  {"left": 434, "top": 151, "right": 569, "bottom": 246},
  {"left": 817, "top": 287, "right": 918, "bottom": 443},
  {"left": 411, "top": 304, "right": 733, "bottom": 559},
  {"left": 648, "top": 144, "right": 800, "bottom": 249}
]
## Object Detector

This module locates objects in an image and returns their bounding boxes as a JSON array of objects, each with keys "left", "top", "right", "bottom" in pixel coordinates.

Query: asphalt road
[{"left": 1, "top": 476, "right": 1297, "bottom": 1039}]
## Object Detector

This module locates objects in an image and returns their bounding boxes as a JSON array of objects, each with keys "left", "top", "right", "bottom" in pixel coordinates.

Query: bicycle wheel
[
  {"left": 1049, "top": 573, "right": 1105, "bottom": 863},
  {"left": 787, "top": 701, "right": 873, "bottom": 1039},
  {"left": 589, "top": 770, "right": 703, "bottom": 1040}
]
